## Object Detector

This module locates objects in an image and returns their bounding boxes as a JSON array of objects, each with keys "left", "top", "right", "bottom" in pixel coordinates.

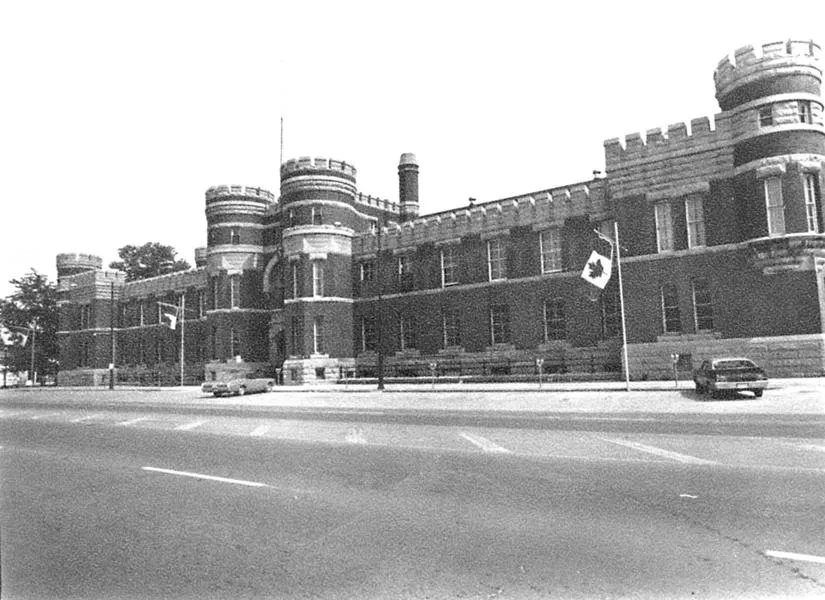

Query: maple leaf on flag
[{"left": 588, "top": 259, "right": 604, "bottom": 279}]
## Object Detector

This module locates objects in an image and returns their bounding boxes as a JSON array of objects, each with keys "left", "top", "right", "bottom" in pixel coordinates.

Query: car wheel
[
  {"left": 694, "top": 381, "right": 705, "bottom": 394},
  {"left": 710, "top": 389, "right": 721, "bottom": 400},
  {"left": 238, "top": 386, "right": 246, "bottom": 396},
  {"left": 266, "top": 382, "right": 274, "bottom": 392},
  {"left": 753, "top": 389, "right": 763, "bottom": 398}
]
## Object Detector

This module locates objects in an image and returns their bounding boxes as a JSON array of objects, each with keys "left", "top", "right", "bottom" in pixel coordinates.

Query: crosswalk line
[
  {"left": 601, "top": 438, "right": 715, "bottom": 465},
  {"left": 459, "top": 432, "right": 511, "bottom": 454}
]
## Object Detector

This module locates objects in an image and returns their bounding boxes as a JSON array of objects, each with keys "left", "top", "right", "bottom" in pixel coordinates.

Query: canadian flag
[
  {"left": 581, "top": 250, "right": 613, "bottom": 289},
  {"left": 161, "top": 311, "right": 178, "bottom": 330}
]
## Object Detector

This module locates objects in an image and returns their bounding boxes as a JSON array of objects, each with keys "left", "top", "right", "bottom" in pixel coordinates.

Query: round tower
[
  {"left": 398, "top": 152, "right": 420, "bottom": 222},
  {"left": 204, "top": 185, "right": 275, "bottom": 372},
  {"left": 714, "top": 40, "right": 824, "bottom": 243},
  {"left": 56, "top": 253, "right": 102, "bottom": 280},
  {"left": 278, "top": 157, "right": 360, "bottom": 384}
]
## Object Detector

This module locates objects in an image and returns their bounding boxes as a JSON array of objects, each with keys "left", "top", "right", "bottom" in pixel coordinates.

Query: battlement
[
  {"left": 205, "top": 185, "right": 276, "bottom": 203},
  {"left": 354, "top": 192, "right": 399, "bottom": 214},
  {"left": 56, "top": 253, "right": 103, "bottom": 278},
  {"left": 280, "top": 157, "right": 357, "bottom": 179},
  {"left": 714, "top": 39, "right": 821, "bottom": 102},
  {"left": 604, "top": 115, "right": 731, "bottom": 164},
  {"left": 354, "top": 180, "right": 606, "bottom": 254}
]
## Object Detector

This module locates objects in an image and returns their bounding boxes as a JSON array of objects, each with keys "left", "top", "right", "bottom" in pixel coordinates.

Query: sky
[{"left": 2, "top": 0, "right": 824, "bottom": 297}]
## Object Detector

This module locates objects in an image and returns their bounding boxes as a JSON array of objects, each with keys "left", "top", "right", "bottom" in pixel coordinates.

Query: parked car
[
  {"left": 201, "top": 381, "right": 216, "bottom": 395},
  {"left": 210, "top": 377, "right": 275, "bottom": 397},
  {"left": 693, "top": 358, "right": 768, "bottom": 399}
]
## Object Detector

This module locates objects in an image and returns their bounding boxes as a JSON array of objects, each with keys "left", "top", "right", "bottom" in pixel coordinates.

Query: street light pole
[
  {"left": 29, "top": 321, "right": 37, "bottom": 386},
  {"left": 109, "top": 280, "right": 115, "bottom": 390},
  {"left": 376, "top": 220, "right": 385, "bottom": 391}
]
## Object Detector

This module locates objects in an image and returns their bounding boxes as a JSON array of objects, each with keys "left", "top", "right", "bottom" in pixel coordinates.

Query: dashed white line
[
  {"left": 250, "top": 425, "right": 270, "bottom": 437},
  {"left": 798, "top": 444, "right": 825, "bottom": 453},
  {"left": 117, "top": 416, "right": 151, "bottom": 427},
  {"left": 142, "top": 467, "right": 268, "bottom": 488},
  {"left": 459, "top": 432, "right": 512, "bottom": 454},
  {"left": 601, "top": 438, "right": 716, "bottom": 465},
  {"left": 30, "top": 412, "right": 60, "bottom": 420},
  {"left": 765, "top": 550, "right": 825, "bottom": 564},
  {"left": 70, "top": 414, "right": 102, "bottom": 423},
  {"left": 174, "top": 419, "right": 208, "bottom": 431}
]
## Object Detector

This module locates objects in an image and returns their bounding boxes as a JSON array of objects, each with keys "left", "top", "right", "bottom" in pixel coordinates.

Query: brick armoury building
[{"left": 56, "top": 39, "right": 825, "bottom": 386}]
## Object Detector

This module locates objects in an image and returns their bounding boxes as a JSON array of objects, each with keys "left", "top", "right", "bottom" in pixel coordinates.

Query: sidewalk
[{"left": 5, "top": 377, "right": 822, "bottom": 416}]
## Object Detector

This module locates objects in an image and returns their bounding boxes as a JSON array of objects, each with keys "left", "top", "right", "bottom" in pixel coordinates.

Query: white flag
[
  {"left": 581, "top": 250, "right": 613, "bottom": 289},
  {"left": 162, "top": 312, "right": 177, "bottom": 330}
]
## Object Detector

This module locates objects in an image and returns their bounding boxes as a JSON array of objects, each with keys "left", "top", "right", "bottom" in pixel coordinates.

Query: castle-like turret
[
  {"left": 715, "top": 40, "right": 824, "bottom": 241},
  {"left": 204, "top": 185, "right": 275, "bottom": 366},
  {"left": 56, "top": 253, "right": 102, "bottom": 280}
]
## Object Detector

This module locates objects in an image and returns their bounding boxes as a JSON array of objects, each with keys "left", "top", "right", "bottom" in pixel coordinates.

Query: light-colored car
[
  {"left": 693, "top": 358, "right": 768, "bottom": 399},
  {"left": 211, "top": 377, "right": 275, "bottom": 397}
]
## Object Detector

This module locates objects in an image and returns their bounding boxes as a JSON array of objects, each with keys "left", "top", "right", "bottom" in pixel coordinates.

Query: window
[
  {"left": 661, "top": 284, "right": 681, "bottom": 333},
  {"left": 692, "top": 278, "right": 714, "bottom": 331},
  {"left": 230, "top": 328, "right": 240, "bottom": 358},
  {"left": 139, "top": 301, "right": 145, "bottom": 326},
  {"left": 291, "top": 262, "right": 299, "bottom": 298},
  {"left": 360, "top": 261, "right": 375, "bottom": 282},
  {"left": 290, "top": 317, "right": 302, "bottom": 355},
  {"left": 210, "top": 326, "right": 218, "bottom": 359},
  {"left": 400, "top": 315, "right": 417, "bottom": 351},
  {"left": 368, "top": 220, "right": 378, "bottom": 234},
  {"left": 197, "top": 290, "right": 205, "bottom": 318},
  {"left": 442, "top": 309, "right": 461, "bottom": 348},
  {"left": 441, "top": 245, "right": 458, "bottom": 286},
  {"left": 313, "top": 317, "right": 325, "bottom": 354},
  {"left": 487, "top": 239, "right": 507, "bottom": 281},
  {"left": 312, "top": 261, "right": 324, "bottom": 297},
  {"left": 361, "top": 316, "right": 377, "bottom": 352},
  {"left": 288, "top": 209, "right": 295, "bottom": 227},
  {"left": 312, "top": 206, "right": 323, "bottom": 225},
  {"left": 543, "top": 299, "right": 566, "bottom": 341},
  {"left": 803, "top": 173, "right": 820, "bottom": 233},
  {"left": 798, "top": 100, "right": 812, "bottom": 124},
  {"left": 685, "top": 196, "right": 706, "bottom": 248},
  {"left": 397, "top": 254, "right": 413, "bottom": 289},
  {"left": 230, "top": 226, "right": 240, "bottom": 245},
  {"left": 230, "top": 275, "right": 240, "bottom": 308},
  {"left": 119, "top": 304, "right": 128, "bottom": 328},
  {"left": 601, "top": 290, "right": 620, "bottom": 338},
  {"left": 490, "top": 304, "right": 510, "bottom": 345},
  {"left": 758, "top": 105, "right": 773, "bottom": 127},
  {"left": 80, "top": 304, "right": 91, "bottom": 329},
  {"left": 764, "top": 177, "right": 785, "bottom": 236},
  {"left": 212, "top": 277, "right": 220, "bottom": 309},
  {"left": 540, "top": 229, "right": 562, "bottom": 273},
  {"left": 654, "top": 203, "right": 674, "bottom": 252}
]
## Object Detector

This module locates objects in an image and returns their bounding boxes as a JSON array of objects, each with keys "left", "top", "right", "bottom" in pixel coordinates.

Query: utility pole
[
  {"left": 179, "top": 292, "right": 185, "bottom": 386},
  {"left": 376, "top": 220, "right": 385, "bottom": 391},
  {"left": 614, "top": 222, "right": 631, "bottom": 392},
  {"left": 29, "top": 321, "right": 37, "bottom": 386}
]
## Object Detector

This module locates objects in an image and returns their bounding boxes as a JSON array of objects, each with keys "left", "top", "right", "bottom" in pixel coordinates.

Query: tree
[
  {"left": 109, "top": 242, "right": 190, "bottom": 282},
  {"left": 0, "top": 270, "right": 58, "bottom": 383}
]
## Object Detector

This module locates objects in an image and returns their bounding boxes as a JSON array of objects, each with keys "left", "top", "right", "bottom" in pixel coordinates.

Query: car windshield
[{"left": 714, "top": 359, "right": 757, "bottom": 369}]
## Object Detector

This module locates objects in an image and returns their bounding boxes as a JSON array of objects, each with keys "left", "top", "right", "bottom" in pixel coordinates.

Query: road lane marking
[
  {"left": 601, "top": 438, "right": 716, "bottom": 465},
  {"left": 250, "top": 425, "right": 270, "bottom": 437},
  {"left": 174, "top": 419, "right": 208, "bottom": 431},
  {"left": 117, "top": 416, "right": 151, "bottom": 426},
  {"left": 765, "top": 551, "right": 825, "bottom": 564},
  {"left": 30, "top": 412, "right": 60, "bottom": 420},
  {"left": 70, "top": 414, "right": 103, "bottom": 423},
  {"left": 142, "top": 467, "right": 269, "bottom": 488},
  {"left": 459, "top": 432, "right": 512, "bottom": 454},
  {"left": 798, "top": 444, "right": 825, "bottom": 453}
]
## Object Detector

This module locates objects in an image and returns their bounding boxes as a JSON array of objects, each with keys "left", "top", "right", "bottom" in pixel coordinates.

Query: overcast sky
[{"left": 2, "top": 0, "right": 823, "bottom": 297}]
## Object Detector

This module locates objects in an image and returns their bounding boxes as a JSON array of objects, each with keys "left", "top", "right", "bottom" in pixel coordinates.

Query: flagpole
[
  {"left": 179, "top": 294, "right": 185, "bottom": 387},
  {"left": 614, "top": 222, "right": 631, "bottom": 391}
]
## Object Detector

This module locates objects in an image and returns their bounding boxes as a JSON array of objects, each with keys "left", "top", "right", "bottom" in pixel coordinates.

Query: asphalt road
[{"left": 1, "top": 400, "right": 824, "bottom": 599}]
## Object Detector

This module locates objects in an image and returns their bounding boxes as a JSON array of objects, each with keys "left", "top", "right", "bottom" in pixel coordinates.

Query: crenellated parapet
[
  {"left": 354, "top": 192, "right": 399, "bottom": 214},
  {"left": 57, "top": 269, "right": 126, "bottom": 302},
  {"left": 120, "top": 268, "right": 207, "bottom": 299},
  {"left": 205, "top": 185, "right": 276, "bottom": 203},
  {"left": 354, "top": 180, "right": 607, "bottom": 254},
  {"left": 714, "top": 39, "right": 821, "bottom": 107},
  {"left": 56, "top": 253, "right": 103, "bottom": 279},
  {"left": 280, "top": 157, "right": 357, "bottom": 180},
  {"left": 604, "top": 116, "right": 734, "bottom": 199}
]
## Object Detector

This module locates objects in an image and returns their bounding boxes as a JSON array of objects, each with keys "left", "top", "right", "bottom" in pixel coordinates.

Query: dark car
[{"left": 693, "top": 357, "right": 768, "bottom": 399}]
